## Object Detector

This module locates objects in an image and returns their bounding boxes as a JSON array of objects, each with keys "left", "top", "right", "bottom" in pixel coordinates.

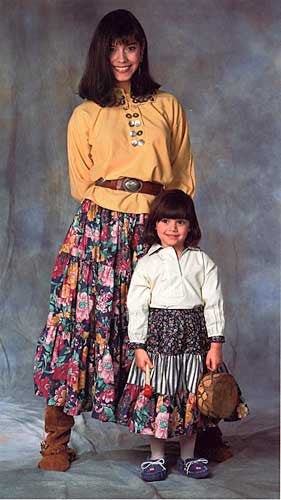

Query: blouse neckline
[{"left": 113, "top": 87, "right": 156, "bottom": 107}]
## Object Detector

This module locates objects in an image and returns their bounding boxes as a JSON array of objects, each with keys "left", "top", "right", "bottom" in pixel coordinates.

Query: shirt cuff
[
  {"left": 129, "top": 342, "right": 147, "bottom": 350},
  {"left": 208, "top": 336, "right": 225, "bottom": 343}
]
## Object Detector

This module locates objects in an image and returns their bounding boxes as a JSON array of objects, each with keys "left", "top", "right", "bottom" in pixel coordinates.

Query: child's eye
[
  {"left": 126, "top": 45, "right": 137, "bottom": 52},
  {"left": 109, "top": 46, "right": 116, "bottom": 53},
  {"left": 161, "top": 218, "right": 169, "bottom": 224},
  {"left": 177, "top": 219, "right": 188, "bottom": 225}
]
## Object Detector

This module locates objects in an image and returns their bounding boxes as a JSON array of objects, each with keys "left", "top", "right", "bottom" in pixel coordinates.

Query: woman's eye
[
  {"left": 109, "top": 46, "right": 116, "bottom": 53},
  {"left": 127, "top": 45, "right": 137, "bottom": 52}
]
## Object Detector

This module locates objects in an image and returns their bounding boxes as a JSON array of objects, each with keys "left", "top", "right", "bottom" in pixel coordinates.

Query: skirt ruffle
[
  {"left": 127, "top": 352, "right": 204, "bottom": 394},
  {"left": 117, "top": 361, "right": 249, "bottom": 438},
  {"left": 34, "top": 199, "right": 148, "bottom": 418},
  {"left": 116, "top": 384, "right": 201, "bottom": 439}
]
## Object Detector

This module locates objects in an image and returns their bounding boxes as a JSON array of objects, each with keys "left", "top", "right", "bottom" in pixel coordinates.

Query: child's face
[{"left": 156, "top": 218, "right": 190, "bottom": 254}]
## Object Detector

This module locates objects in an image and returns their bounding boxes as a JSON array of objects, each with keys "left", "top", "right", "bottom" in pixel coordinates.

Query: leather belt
[{"left": 95, "top": 177, "right": 165, "bottom": 196}]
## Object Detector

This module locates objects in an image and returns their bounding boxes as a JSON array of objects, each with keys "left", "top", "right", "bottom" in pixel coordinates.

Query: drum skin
[{"left": 196, "top": 372, "right": 239, "bottom": 419}]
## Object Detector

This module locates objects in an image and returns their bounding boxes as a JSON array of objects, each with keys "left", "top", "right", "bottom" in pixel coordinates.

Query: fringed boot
[
  {"left": 38, "top": 404, "right": 76, "bottom": 472},
  {"left": 194, "top": 425, "right": 233, "bottom": 462}
]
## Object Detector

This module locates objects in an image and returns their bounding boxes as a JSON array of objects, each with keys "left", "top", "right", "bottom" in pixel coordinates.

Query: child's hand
[
  {"left": 206, "top": 343, "right": 223, "bottom": 371},
  {"left": 135, "top": 349, "right": 153, "bottom": 373}
]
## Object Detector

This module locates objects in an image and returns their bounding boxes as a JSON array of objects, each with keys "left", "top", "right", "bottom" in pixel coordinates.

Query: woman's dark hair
[
  {"left": 79, "top": 9, "right": 160, "bottom": 106},
  {"left": 145, "top": 189, "right": 201, "bottom": 248}
]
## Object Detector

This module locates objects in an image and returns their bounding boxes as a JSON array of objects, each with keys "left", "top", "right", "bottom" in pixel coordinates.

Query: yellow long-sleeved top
[{"left": 67, "top": 89, "right": 195, "bottom": 214}]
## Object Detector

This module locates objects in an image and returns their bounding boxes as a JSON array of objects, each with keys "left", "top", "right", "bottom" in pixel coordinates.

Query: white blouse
[{"left": 127, "top": 244, "right": 225, "bottom": 344}]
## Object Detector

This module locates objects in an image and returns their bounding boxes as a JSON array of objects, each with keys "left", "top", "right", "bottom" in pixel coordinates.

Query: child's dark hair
[{"left": 145, "top": 189, "right": 201, "bottom": 247}]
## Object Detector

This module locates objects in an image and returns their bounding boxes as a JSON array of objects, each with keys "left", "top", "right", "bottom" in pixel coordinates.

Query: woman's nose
[{"left": 117, "top": 48, "right": 127, "bottom": 62}]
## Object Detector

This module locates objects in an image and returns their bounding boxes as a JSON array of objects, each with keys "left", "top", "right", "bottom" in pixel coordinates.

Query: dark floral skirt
[
  {"left": 34, "top": 199, "right": 148, "bottom": 418},
  {"left": 116, "top": 307, "right": 249, "bottom": 439}
]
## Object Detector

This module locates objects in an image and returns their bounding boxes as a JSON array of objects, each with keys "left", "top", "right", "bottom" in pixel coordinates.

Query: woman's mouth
[{"left": 113, "top": 65, "right": 131, "bottom": 73}]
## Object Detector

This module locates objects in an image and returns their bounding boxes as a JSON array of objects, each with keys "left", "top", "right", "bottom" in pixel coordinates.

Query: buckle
[
  {"left": 95, "top": 177, "right": 105, "bottom": 186},
  {"left": 123, "top": 178, "right": 143, "bottom": 193}
]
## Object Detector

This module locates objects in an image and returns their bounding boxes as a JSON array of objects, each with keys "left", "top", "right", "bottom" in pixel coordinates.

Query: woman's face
[{"left": 109, "top": 39, "right": 143, "bottom": 89}]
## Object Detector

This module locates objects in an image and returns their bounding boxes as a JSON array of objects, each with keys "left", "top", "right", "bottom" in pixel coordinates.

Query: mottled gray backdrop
[{"left": 0, "top": 1, "right": 280, "bottom": 498}]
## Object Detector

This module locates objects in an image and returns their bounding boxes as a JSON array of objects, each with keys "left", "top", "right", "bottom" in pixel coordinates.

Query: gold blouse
[{"left": 67, "top": 89, "right": 195, "bottom": 214}]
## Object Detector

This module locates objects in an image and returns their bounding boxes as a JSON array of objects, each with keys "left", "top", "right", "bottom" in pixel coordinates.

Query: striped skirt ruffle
[{"left": 127, "top": 352, "right": 204, "bottom": 395}]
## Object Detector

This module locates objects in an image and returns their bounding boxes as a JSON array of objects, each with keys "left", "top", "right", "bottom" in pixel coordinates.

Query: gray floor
[{"left": 0, "top": 397, "right": 279, "bottom": 499}]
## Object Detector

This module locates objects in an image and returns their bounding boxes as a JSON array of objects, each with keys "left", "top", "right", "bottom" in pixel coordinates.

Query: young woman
[{"left": 34, "top": 9, "right": 195, "bottom": 472}]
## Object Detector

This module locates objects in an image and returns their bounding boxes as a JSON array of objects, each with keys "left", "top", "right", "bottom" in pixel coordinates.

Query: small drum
[{"left": 196, "top": 371, "right": 239, "bottom": 419}]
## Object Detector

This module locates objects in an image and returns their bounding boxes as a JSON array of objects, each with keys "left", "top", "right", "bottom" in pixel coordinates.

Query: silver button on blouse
[
  {"left": 130, "top": 131, "right": 137, "bottom": 137},
  {"left": 131, "top": 140, "right": 138, "bottom": 147},
  {"left": 138, "top": 139, "right": 145, "bottom": 146}
]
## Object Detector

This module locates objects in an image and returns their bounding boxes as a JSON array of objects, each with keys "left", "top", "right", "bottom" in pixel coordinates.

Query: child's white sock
[
  {"left": 149, "top": 436, "right": 165, "bottom": 459},
  {"left": 179, "top": 433, "right": 197, "bottom": 460}
]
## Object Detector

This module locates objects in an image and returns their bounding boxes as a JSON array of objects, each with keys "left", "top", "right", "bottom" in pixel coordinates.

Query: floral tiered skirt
[
  {"left": 34, "top": 199, "right": 148, "bottom": 418},
  {"left": 116, "top": 306, "right": 248, "bottom": 439}
]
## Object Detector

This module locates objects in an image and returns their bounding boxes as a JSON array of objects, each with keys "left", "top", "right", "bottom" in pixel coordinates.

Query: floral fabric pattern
[
  {"left": 117, "top": 386, "right": 201, "bottom": 439},
  {"left": 34, "top": 199, "right": 148, "bottom": 418},
  {"left": 146, "top": 306, "right": 210, "bottom": 355}
]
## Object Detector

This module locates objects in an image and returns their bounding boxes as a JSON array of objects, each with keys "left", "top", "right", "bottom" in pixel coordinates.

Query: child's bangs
[{"left": 156, "top": 204, "right": 191, "bottom": 222}]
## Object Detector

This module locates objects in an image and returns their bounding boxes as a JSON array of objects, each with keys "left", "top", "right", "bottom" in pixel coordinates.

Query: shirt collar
[
  {"left": 147, "top": 244, "right": 198, "bottom": 256},
  {"left": 113, "top": 87, "right": 157, "bottom": 106}
]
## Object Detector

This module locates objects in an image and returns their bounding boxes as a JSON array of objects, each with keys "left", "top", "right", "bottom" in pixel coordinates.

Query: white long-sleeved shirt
[{"left": 127, "top": 244, "right": 225, "bottom": 344}]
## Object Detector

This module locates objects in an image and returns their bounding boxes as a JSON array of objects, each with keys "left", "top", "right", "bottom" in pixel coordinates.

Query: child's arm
[
  {"left": 201, "top": 253, "right": 225, "bottom": 370},
  {"left": 127, "top": 259, "right": 153, "bottom": 372}
]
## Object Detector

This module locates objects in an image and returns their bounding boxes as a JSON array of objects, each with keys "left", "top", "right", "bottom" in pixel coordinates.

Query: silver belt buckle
[
  {"left": 123, "top": 178, "right": 143, "bottom": 193},
  {"left": 95, "top": 177, "right": 105, "bottom": 186}
]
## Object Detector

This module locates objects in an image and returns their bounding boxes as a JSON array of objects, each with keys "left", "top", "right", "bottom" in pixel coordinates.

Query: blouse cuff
[
  {"left": 129, "top": 342, "right": 147, "bottom": 350},
  {"left": 209, "top": 336, "right": 225, "bottom": 343}
]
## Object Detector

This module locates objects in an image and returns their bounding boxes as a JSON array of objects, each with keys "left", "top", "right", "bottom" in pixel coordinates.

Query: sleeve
[
  {"left": 201, "top": 252, "right": 225, "bottom": 338},
  {"left": 166, "top": 98, "right": 195, "bottom": 197},
  {"left": 127, "top": 260, "right": 151, "bottom": 346},
  {"left": 67, "top": 107, "right": 94, "bottom": 202}
]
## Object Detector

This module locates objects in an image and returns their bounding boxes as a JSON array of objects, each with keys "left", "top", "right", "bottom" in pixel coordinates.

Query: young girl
[{"left": 117, "top": 189, "right": 244, "bottom": 481}]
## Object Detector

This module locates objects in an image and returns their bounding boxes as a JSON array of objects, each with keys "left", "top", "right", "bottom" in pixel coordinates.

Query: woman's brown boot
[
  {"left": 38, "top": 405, "right": 76, "bottom": 472},
  {"left": 194, "top": 426, "right": 233, "bottom": 462}
]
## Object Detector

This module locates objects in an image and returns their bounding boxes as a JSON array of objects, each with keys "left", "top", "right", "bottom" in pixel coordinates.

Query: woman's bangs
[{"left": 110, "top": 32, "right": 142, "bottom": 47}]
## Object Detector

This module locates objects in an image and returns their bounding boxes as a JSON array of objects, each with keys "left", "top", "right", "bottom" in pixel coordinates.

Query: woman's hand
[
  {"left": 206, "top": 343, "right": 223, "bottom": 371},
  {"left": 135, "top": 349, "right": 153, "bottom": 373}
]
